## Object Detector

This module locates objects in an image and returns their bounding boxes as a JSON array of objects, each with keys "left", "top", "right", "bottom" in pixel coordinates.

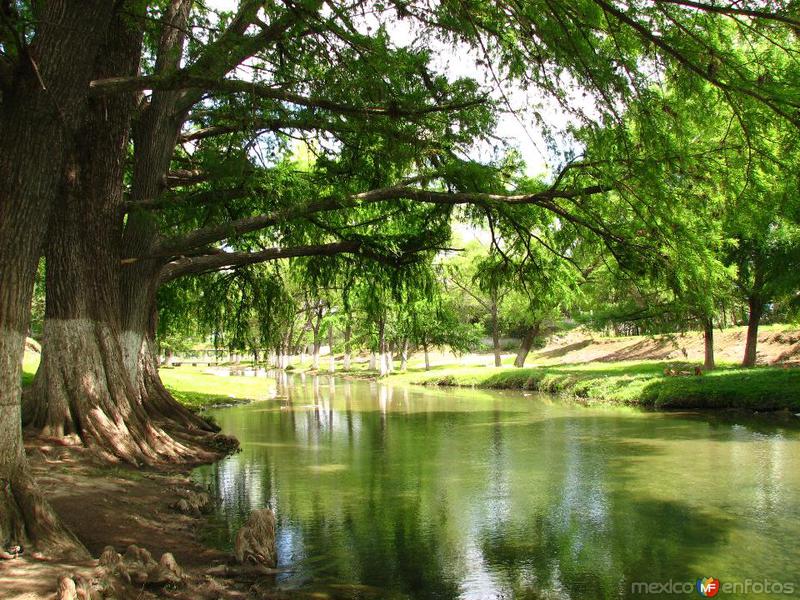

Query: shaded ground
[
  {"left": 0, "top": 440, "right": 274, "bottom": 600},
  {"left": 530, "top": 325, "right": 800, "bottom": 367}
]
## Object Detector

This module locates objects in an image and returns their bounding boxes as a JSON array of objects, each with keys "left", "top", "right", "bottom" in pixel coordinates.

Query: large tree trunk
[
  {"left": 137, "top": 325, "right": 220, "bottom": 436},
  {"left": 514, "top": 323, "right": 540, "bottom": 368},
  {"left": 742, "top": 295, "right": 763, "bottom": 367},
  {"left": 20, "top": 8, "right": 213, "bottom": 465},
  {"left": 25, "top": 279, "right": 217, "bottom": 465},
  {"left": 703, "top": 318, "right": 715, "bottom": 371},
  {"left": 0, "top": 0, "right": 118, "bottom": 558}
]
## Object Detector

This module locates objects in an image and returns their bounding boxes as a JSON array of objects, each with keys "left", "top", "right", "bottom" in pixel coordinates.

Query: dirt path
[{"left": 0, "top": 441, "right": 258, "bottom": 600}]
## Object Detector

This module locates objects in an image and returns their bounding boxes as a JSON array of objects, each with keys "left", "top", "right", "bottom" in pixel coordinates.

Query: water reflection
[{"left": 193, "top": 374, "right": 800, "bottom": 599}]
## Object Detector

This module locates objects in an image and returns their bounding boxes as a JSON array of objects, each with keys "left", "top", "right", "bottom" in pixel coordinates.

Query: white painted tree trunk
[
  {"left": 328, "top": 326, "right": 335, "bottom": 373},
  {"left": 400, "top": 339, "right": 409, "bottom": 371}
]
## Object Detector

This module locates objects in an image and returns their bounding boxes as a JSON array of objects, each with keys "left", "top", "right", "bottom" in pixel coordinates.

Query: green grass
[
  {"left": 21, "top": 352, "right": 272, "bottom": 411},
  {"left": 22, "top": 351, "right": 40, "bottom": 387},
  {"left": 21, "top": 347, "right": 800, "bottom": 412},
  {"left": 158, "top": 365, "right": 273, "bottom": 409},
  {"left": 385, "top": 360, "right": 800, "bottom": 411}
]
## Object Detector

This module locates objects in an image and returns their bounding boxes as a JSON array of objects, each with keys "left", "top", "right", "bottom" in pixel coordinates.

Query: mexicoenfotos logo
[
  {"left": 631, "top": 577, "right": 796, "bottom": 596},
  {"left": 696, "top": 577, "right": 720, "bottom": 597}
]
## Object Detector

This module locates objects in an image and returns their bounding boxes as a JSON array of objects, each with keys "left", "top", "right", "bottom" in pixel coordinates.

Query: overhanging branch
[
  {"left": 149, "top": 183, "right": 613, "bottom": 258},
  {"left": 89, "top": 74, "right": 485, "bottom": 118},
  {"left": 158, "top": 240, "right": 363, "bottom": 284}
]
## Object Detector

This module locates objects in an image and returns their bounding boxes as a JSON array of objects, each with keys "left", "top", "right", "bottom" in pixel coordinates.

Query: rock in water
[{"left": 234, "top": 508, "right": 277, "bottom": 568}]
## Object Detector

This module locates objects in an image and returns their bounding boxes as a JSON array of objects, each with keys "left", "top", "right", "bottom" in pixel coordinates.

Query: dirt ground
[
  {"left": 0, "top": 440, "right": 280, "bottom": 600},
  {"left": 530, "top": 325, "right": 800, "bottom": 366}
]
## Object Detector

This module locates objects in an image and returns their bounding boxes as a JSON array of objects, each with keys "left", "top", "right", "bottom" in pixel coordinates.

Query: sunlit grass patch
[
  {"left": 159, "top": 365, "right": 274, "bottom": 410},
  {"left": 391, "top": 361, "right": 800, "bottom": 411}
]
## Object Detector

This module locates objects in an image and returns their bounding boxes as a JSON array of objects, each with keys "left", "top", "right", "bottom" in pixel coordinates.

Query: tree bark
[
  {"left": 423, "top": 343, "right": 431, "bottom": 370},
  {"left": 0, "top": 0, "right": 118, "bottom": 558},
  {"left": 703, "top": 318, "right": 715, "bottom": 371},
  {"left": 514, "top": 323, "right": 540, "bottom": 368},
  {"left": 312, "top": 337, "right": 321, "bottom": 370},
  {"left": 328, "top": 324, "right": 335, "bottom": 373},
  {"left": 490, "top": 300, "right": 502, "bottom": 367},
  {"left": 386, "top": 341, "right": 394, "bottom": 374},
  {"left": 343, "top": 321, "right": 352, "bottom": 370},
  {"left": 742, "top": 296, "right": 763, "bottom": 367},
  {"left": 21, "top": 6, "right": 219, "bottom": 465},
  {"left": 400, "top": 338, "right": 409, "bottom": 371},
  {"left": 378, "top": 318, "right": 388, "bottom": 377}
]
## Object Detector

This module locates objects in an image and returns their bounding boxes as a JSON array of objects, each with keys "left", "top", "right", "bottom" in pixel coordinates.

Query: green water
[{"left": 192, "top": 373, "right": 800, "bottom": 599}]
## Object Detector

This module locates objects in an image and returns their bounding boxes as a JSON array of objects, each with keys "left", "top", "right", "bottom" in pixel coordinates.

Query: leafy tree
[{"left": 3, "top": 0, "right": 799, "bottom": 557}]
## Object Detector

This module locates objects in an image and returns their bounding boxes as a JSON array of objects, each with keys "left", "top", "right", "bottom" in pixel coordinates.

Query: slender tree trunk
[
  {"left": 343, "top": 321, "right": 352, "bottom": 370},
  {"left": 400, "top": 338, "right": 409, "bottom": 371},
  {"left": 514, "top": 323, "right": 540, "bottom": 368},
  {"left": 284, "top": 345, "right": 292, "bottom": 367},
  {"left": 742, "top": 295, "right": 763, "bottom": 367},
  {"left": 328, "top": 325, "right": 335, "bottom": 373},
  {"left": 164, "top": 347, "right": 174, "bottom": 367},
  {"left": 703, "top": 318, "right": 715, "bottom": 371},
  {"left": 369, "top": 351, "right": 377, "bottom": 371},
  {"left": 379, "top": 318, "right": 388, "bottom": 377},
  {"left": 491, "top": 301, "right": 502, "bottom": 367},
  {"left": 312, "top": 333, "right": 321, "bottom": 370},
  {"left": 423, "top": 343, "right": 431, "bottom": 370},
  {"left": 386, "top": 341, "right": 394, "bottom": 373}
]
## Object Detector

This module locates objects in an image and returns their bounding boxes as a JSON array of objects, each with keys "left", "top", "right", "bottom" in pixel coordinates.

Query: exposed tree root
[
  {"left": 23, "top": 320, "right": 236, "bottom": 467},
  {"left": 0, "top": 467, "right": 88, "bottom": 560}
]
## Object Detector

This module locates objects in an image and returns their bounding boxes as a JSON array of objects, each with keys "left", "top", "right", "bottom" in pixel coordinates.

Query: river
[{"left": 192, "top": 372, "right": 800, "bottom": 599}]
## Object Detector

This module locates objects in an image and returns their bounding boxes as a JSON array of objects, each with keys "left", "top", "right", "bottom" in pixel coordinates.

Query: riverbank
[
  {"left": 383, "top": 361, "right": 800, "bottom": 411},
  {"left": 7, "top": 358, "right": 281, "bottom": 599}
]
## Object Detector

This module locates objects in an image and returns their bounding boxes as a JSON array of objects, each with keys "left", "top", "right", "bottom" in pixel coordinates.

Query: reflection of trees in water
[
  {"left": 477, "top": 496, "right": 729, "bottom": 599},
  {"left": 475, "top": 416, "right": 730, "bottom": 599},
  {"left": 193, "top": 379, "right": 796, "bottom": 599}
]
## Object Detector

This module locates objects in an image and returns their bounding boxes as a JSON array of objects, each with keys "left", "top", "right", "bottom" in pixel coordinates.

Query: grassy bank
[
  {"left": 158, "top": 365, "right": 274, "bottom": 409},
  {"left": 21, "top": 353, "right": 273, "bottom": 410},
  {"left": 381, "top": 361, "right": 800, "bottom": 411}
]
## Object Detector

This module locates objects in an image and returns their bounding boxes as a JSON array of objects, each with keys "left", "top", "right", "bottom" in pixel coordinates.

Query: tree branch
[
  {"left": 123, "top": 186, "right": 251, "bottom": 211},
  {"left": 149, "top": 183, "right": 612, "bottom": 258},
  {"left": 89, "top": 74, "right": 485, "bottom": 118},
  {"left": 649, "top": 0, "right": 800, "bottom": 27},
  {"left": 591, "top": 0, "right": 800, "bottom": 125},
  {"left": 158, "top": 240, "right": 363, "bottom": 284}
]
